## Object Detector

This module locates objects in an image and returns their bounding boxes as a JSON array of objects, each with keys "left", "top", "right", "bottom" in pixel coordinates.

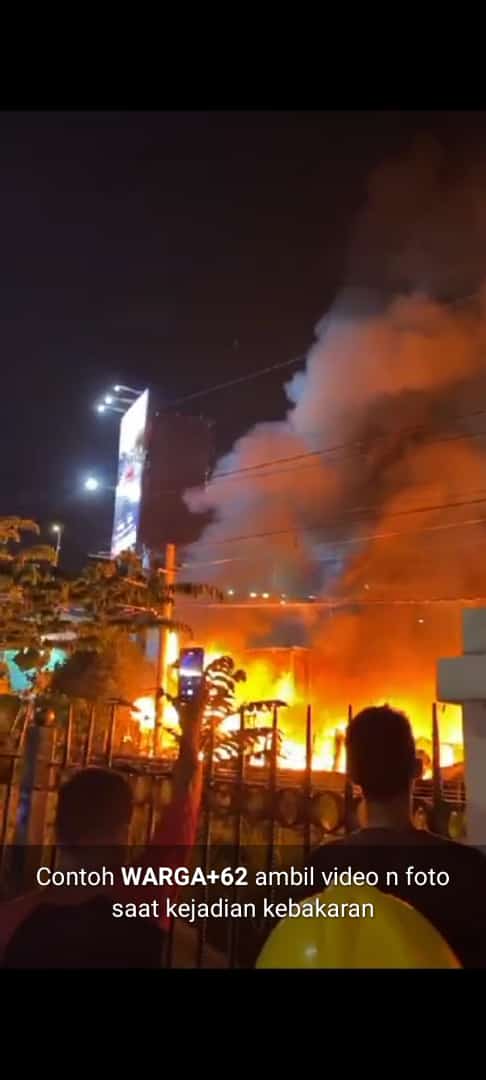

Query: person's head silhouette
[
  {"left": 346, "top": 705, "right": 419, "bottom": 830},
  {"left": 57, "top": 767, "right": 133, "bottom": 853}
]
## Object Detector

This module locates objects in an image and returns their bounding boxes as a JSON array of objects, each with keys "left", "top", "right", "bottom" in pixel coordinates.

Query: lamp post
[
  {"left": 51, "top": 523, "right": 63, "bottom": 567},
  {"left": 83, "top": 477, "right": 116, "bottom": 493},
  {"left": 113, "top": 384, "right": 143, "bottom": 396},
  {"left": 96, "top": 402, "right": 125, "bottom": 415},
  {"left": 154, "top": 543, "right": 177, "bottom": 758},
  {"left": 84, "top": 477, "right": 100, "bottom": 492}
]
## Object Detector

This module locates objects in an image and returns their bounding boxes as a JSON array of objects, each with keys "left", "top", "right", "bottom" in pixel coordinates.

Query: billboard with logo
[{"left": 111, "top": 389, "right": 149, "bottom": 556}]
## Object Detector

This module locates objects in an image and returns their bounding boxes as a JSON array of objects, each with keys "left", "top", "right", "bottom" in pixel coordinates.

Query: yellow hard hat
[{"left": 256, "top": 885, "right": 460, "bottom": 969}]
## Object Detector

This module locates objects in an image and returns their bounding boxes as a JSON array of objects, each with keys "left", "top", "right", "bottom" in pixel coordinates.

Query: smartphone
[{"left": 178, "top": 647, "right": 205, "bottom": 702}]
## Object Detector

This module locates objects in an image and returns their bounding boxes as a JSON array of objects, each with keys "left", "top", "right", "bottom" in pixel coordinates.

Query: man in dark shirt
[
  {"left": 3, "top": 894, "right": 165, "bottom": 969},
  {"left": 2, "top": 695, "right": 203, "bottom": 968},
  {"left": 310, "top": 705, "right": 486, "bottom": 968}
]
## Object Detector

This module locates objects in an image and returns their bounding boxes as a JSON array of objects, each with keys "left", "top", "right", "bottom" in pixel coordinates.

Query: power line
[
  {"left": 197, "top": 596, "right": 486, "bottom": 608},
  {"left": 316, "top": 513, "right": 486, "bottom": 551},
  {"left": 166, "top": 288, "right": 482, "bottom": 409},
  {"left": 152, "top": 407, "right": 486, "bottom": 503},
  {"left": 168, "top": 352, "right": 307, "bottom": 407},
  {"left": 182, "top": 526, "right": 486, "bottom": 570},
  {"left": 206, "top": 411, "right": 486, "bottom": 485},
  {"left": 146, "top": 417, "right": 486, "bottom": 506},
  {"left": 188, "top": 492, "right": 486, "bottom": 550}
]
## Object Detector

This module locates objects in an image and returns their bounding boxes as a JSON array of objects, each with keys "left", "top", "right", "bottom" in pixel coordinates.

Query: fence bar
[
  {"left": 0, "top": 696, "right": 464, "bottom": 967},
  {"left": 195, "top": 718, "right": 216, "bottom": 968},
  {"left": 165, "top": 909, "right": 176, "bottom": 969},
  {"left": 266, "top": 705, "right": 279, "bottom": 883},
  {"left": 344, "top": 704, "right": 354, "bottom": 833},
  {"left": 49, "top": 841, "right": 59, "bottom": 873},
  {"left": 17, "top": 706, "right": 30, "bottom": 757},
  {"left": 0, "top": 755, "right": 18, "bottom": 874},
  {"left": 431, "top": 702, "right": 442, "bottom": 826},
  {"left": 83, "top": 705, "right": 96, "bottom": 767},
  {"left": 63, "top": 704, "right": 73, "bottom": 769},
  {"left": 303, "top": 705, "right": 313, "bottom": 858},
  {"left": 143, "top": 771, "right": 176, "bottom": 967},
  {"left": 145, "top": 775, "right": 158, "bottom": 844},
  {"left": 106, "top": 704, "right": 117, "bottom": 768},
  {"left": 0, "top": 708, "right": 31, "bottom": 868},
  {"left": 228, "top": 706, "right": 246, "bottom": 968}
]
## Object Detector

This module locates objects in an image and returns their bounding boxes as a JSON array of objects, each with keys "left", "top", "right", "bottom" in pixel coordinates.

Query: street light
[
  {"left": 84, "top": 477, "right": 100, "bottom": 492},
  {"left": 113, "top": 384, "right": 142, "bottom": 396},
  {"left": 84, "top": 477, "right": 116, "bottom": 493},
  {"left": 51, "top": 523, "right": 63, "bottom": 566},
  {"left": 95, "top": 401, "right": 124, "bottom": 414}
]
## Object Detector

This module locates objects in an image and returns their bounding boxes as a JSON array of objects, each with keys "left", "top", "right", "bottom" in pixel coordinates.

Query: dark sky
[{"left": 1, "top": 109, "right": 482, "bottom": 569}]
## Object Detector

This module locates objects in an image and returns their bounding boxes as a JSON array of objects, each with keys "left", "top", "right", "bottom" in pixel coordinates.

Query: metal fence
[{"left": 0, "top": 700, "right": 466, "bottom": 967}]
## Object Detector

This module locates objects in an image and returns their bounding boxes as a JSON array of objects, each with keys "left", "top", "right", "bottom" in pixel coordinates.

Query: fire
[
  {"left": 377, "top": 699, "right": 463, "bottom": 769},
  {"left": 273, "top": 671, "right": 296, "bottom": 706},
  {"left": 275, "top": 732, "right": 346, "bottom": 773},
  {"left": 132, "top": 696, "right": 179, "bottom": 732},
  {"left": 439, "top": 744, "right": 456, "bottom": 768},
  {"left": 131, "top": 631, "right": 181, "bottom": 745},
  {"left": 133, "top": 696, "right": 156, "bottom": 732},
  {"left": 131, "top": 639, "right": 464, "bottom": 773},
  {"left": 166, "top": 631, "right": 180, "bottom": 669}
]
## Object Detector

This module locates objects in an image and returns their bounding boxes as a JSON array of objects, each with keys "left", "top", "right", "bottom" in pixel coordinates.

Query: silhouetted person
[
  {"left": 310, "top": 705, "right": 486, "bottom": 967},
  {"left": 1, "top": 699, "right": 203, "bottom": 968}
]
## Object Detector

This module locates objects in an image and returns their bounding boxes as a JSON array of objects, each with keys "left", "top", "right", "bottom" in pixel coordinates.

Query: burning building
[
  {"left": 132, "top": 621, "right": 464, "bottom": 773},
  {"left": 174, "top": 137, "right": 486, "bottom": 769}
]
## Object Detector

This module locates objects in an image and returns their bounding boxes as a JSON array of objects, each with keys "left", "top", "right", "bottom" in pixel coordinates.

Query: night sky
[{"left": 1, "top": 110, "right": 483, "bottom": 570}]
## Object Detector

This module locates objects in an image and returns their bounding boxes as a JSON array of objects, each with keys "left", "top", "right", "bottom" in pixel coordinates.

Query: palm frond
[
  {"left": 17, "top": 545, "right": 57, "bottom": 565},
  {"left": 0, "top": 517, "right": 40, "bottom": 544}
]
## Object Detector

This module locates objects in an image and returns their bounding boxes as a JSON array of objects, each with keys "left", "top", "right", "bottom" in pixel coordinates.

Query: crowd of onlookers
[{"left": 1, "top": 693, "right": 485, "bottom": 969}]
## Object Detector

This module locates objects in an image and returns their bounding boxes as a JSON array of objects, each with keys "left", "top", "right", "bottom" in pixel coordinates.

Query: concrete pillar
[{"left": 437, "top": 609, "right": 486, "bottom": 845}]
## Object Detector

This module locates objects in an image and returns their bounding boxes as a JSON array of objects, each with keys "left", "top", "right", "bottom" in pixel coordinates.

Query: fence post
[
  {"left": 266, "top": 705, "right": 279, "bottom": 891},
  {"left": 16, "top": 716, "right": 56, "bottom": 846},
  {"left": 83, "top": 704, "right": 96, "bottom": 767},
  {"left": 63, "top": 704, "right": 73, "bottom": 769},
  {"left": 106, "top": 704, "right": 117, "bottom": 768},
  {"left": 304, "top": 705, "right": 313, "bottom": 858},
  {"left": 0, "top": 709, "right": 30, "bottom": 885},
  {"left": 196, "top": 717, "right": 216, "bottom": 968},
  {"left": 431, "top": 701, "right": 442, "bottom": 830},
  {"left": 344, "top": 704, "right": 354, "bottom": 833},
  {"left": 228, "top": 706, "right": 246, "bottom": 969}
]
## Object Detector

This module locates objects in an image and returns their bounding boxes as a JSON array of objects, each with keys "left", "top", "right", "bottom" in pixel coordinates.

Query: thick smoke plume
[{"left": 183, "top": 137, "right": 486, "bottom": 724}]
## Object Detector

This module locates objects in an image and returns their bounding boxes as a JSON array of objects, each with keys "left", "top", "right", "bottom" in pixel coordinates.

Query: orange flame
[{"left": 132, "top": 641, "right": 464, "bottom": 772}]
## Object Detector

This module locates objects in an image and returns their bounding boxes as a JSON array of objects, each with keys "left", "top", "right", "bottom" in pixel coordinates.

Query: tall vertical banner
[{"left": 111, "top": 389, "right": 149, "bottom": 557}]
